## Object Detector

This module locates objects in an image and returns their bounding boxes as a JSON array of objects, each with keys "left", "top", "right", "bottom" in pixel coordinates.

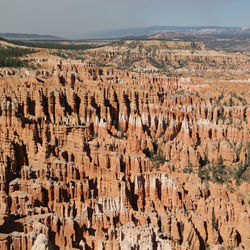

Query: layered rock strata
[{"left": 0, "top": 54, "right": 249, "bottom": 250}]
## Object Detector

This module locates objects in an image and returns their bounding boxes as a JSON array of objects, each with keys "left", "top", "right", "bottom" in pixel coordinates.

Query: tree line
[{"left": 0, "top": 45, "right": 34, "bottom": 68}]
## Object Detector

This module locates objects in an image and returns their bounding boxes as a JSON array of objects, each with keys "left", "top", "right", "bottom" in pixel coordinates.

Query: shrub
[
  {"left": 178, "top": 222, "right": 184, "bottom": 244},
  {"left": 149, "top": 142, "right": 166, "bottom": 169},
  {"left": 200, "top": 154, "right": 208, "bottom": 167},
  {"left": 216, "top": 92, "right": 224, "bottom": 105},
  {"left": 183, "top": 163, "right": 194, "bottom": 173},
  {"left": 229, "top": 96, "right": 234, "bottom": 107},
  {"left": 212, "top": 213, "right": 217, "bottom": 229},
  {"left": 198, "top": 168, "right": 210, "bottom": 181}
]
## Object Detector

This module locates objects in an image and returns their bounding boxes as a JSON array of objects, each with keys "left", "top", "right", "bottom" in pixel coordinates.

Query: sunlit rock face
[{"left": 0, "top": 45, "right": 249, "bottom": 250}]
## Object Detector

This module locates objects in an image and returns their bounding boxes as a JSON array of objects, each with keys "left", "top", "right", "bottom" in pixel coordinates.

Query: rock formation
[
  {"left": 0, "top": 41, "right": 249, "bottom": 250},
  {"left": 83, "top": 40, "right": 248, "bottom": 76}
]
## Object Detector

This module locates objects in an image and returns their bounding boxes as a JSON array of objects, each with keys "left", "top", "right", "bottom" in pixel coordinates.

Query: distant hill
[
  {"left": 73, "top": 26, "right": 250, "bottom": 52},
  {"left": 76, "top": 26, "right": 250, "bottom": 39},
  {"left": 0, "top": 33, "right": 62, "bottom": 40},
  {"left": 144, "top": 27, "right": 250, "bottom": 52}
]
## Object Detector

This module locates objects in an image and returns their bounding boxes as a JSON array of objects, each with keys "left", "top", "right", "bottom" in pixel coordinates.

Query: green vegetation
[
  {"left": 200, "top": 154, "right": 208, "bottom": 167},
  {"left": 232, "top": 93, "right": 247, "bottom": 105},
  {"left": 111, "top": 120, "right": 126, "bottom": 139},
  {"left": 148, "top": 58, "right": 167, "bottom": 71},
  {"left": 117, "top": 57, "right": 142, "bottom": 70},
  {"left": 228, "top": 111, "right": 233, "bottom": 125},
  {"left": 0, "top": 37, "right": 8, "bottom": 42},
  {"left": 178, "top": 222, "right": 184, "bottom": 244},
  {"left": 198, "top": 168, "right": 210, "bottom": 181},
  {"left": 212, "top": 156, "right": 227, "bottom": 184},
  {"left": 0, "top": 46, "right": 34, "bottom": 57},
  {"left": 0, "top": 57, "right": 26, "bottom": 68},
  {"left": 222, "top": 94, "right": 247, "bottom": 107},
  {"left": 149, "top": 141, "right": 167, "bottom": 169},
  {"left": 0, "top": 46, "right": 34, "bottom": 67},
  {"left": 51, "top": 51, "right": 67, "bottom": 58},
  {"left": 95, "top": 62, "right": 112, "bottom": 68},
  {"left": 116, "top": 131, "right": 126, "bottom": 139},
  {"left": 229, "top": 96, "right": 234, "bottom": 107},
  {"left": 198, "top": 143, "right": 250, "bottom": 185},
  {"left": 183, "top": 163, "right": 195, "bottom": 173},
  {"left": 212, "top": 213, "right": 218, "bottom": 230},
  {"left": 113, "top": 130, "right": 126, "bottom": 140},
  {"left": 198, "top": 155, "right": 227, "bottom": 183},
  {"left": 216, "top": 92, "right": 224, "bottom": 105},
  {"left": 195, "top": 91, "right": 200, "bottom": 97},
  {"left": 112, "top": 119, "right": 122, "bottom": 132},
  {"left": 216, "top": 107, "right": 225, "bottom": 124},
  {"left": 205, "top": 242, "right": 210, "bottom": 250},
  {"left": 8, "top": 40, "right": 102, "bottom": 50},
  {"left": 127, "top": 41, "right": 138, "bottom": 49},
  {"left": 228, "top": 139, "right": 243, "bottom": 161},
  {"left": 234, "top": 162, "right": 247, "bottom": 185},
  {"left": 234, "top": 143, "right": 250, "bottom": 185},
  {"left": 93, "top": 132, "right": 99, "bottom": 139}
]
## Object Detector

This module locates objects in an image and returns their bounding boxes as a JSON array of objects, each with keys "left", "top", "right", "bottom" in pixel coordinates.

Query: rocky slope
[
  {"left": 82, "top": 40, "right": 249, "bottom": 76},
  {"left": 0, "top": 44, "right": 249, "bottom": 250}
]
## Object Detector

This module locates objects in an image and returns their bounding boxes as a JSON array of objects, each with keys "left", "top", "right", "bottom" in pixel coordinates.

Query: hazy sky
[{"left": 0, "top": 0, "right": 249, "bottom": 38}]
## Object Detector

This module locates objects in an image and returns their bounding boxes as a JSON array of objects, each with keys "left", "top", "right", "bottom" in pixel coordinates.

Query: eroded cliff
[{"left": 0, "top": 44, "right": 249, "bottom": 250}]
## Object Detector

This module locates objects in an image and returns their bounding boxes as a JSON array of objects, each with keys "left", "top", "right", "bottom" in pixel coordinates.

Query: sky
[{"left": 0, "top": 0, "right": 249, "bottom": 38}]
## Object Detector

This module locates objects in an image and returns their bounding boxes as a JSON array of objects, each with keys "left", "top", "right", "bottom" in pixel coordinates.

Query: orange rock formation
[{"left": 0, "top": 46, "right": 249, "bottom": 249}]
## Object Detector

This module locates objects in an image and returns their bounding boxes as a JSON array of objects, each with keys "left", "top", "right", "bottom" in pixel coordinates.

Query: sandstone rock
[
  {"left": 31, "top": 234, "right": 54, "bottom": 250},
  {"left": 0, "top": 45, "right": 249, "bottom": 250}
]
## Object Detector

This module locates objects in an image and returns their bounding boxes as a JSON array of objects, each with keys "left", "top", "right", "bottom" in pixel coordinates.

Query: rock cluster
[
  {"left": 0, "top": 52, "right": 249, "bottom": 250},
  {"left": 84, "top": 40, "right": 248, "bottom": 75}
]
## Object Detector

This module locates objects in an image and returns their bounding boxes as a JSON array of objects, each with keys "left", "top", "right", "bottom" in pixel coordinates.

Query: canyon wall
[{"left": 0, "top": 49, "right": 249, "bottom": 250}]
